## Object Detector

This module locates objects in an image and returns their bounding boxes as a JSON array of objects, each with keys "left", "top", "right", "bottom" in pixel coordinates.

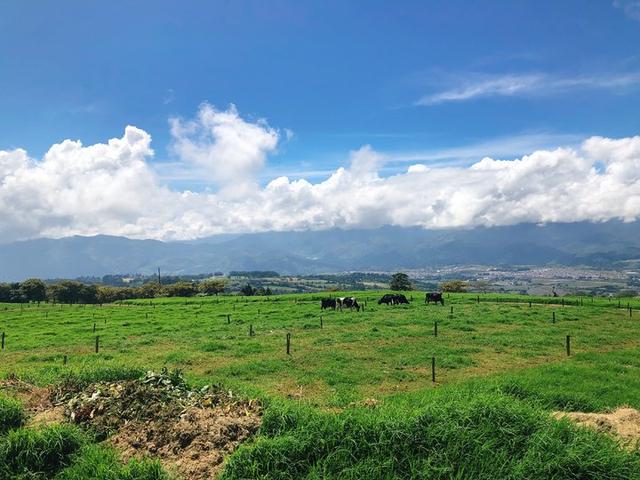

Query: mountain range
[{"left": 1, "top": 221, "right": 639, "bottom": 281}]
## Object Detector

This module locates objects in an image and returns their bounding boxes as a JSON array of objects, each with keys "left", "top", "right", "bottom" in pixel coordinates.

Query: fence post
[
  {"left": 1, "top": 332, "right": 4, "bottom": 350},
  {"left": 566, "top": 335, "right": 571, "bottom": 356},
  {"left": 552, "top": 311, "right": 556, "bottom": 324},
  {"left": 434, "top": 321, "right": 438, "bottom": 337},
  {"left": 320, "top": 316, "right": 323, "bottom": 329},
  {"left": 286, "top": 333, "right": 291, "bottom": 355},
  {"left": 431, "top": 357, "right": 436, "bottom": 382},
  {"left": 95, "top": 335, "right": 100, "bottom": 354},
  {"left": 63, "top": 355, "right": 68, "bottom": 365}
]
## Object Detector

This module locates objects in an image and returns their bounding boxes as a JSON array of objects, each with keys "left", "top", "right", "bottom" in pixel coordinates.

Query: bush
[{"left": 0, "top": 396, "right": 24, "bottom": 434}]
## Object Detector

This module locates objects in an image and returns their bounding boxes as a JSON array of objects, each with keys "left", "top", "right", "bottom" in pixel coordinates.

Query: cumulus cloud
[
  {"left": 169, "top": 103, "right": 279, "bottom": 195},
  {"left": 2, "top": 105, "right": 640, "bottom": 243}
]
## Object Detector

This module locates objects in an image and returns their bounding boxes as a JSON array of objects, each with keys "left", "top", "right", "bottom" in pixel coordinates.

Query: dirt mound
[
  {"left": 0, "top": 376, "right": 65, "bottom": 426},
  {"left": 554, "top": 407, "right": 640, "bottom": 446},
  {"left": 1, "top": 371, "right": 262, "bottom": 479},
  {"left": 48, "top": 370, "right": 262, "bottom": 479}
]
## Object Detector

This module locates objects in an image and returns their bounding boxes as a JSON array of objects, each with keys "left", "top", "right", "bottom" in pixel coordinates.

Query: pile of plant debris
[{"left": 51, "top": 370, "right": 262, "bottom": 479}]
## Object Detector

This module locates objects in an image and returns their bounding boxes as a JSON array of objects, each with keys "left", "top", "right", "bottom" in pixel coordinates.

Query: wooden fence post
[
  {"left": 286, "top": 333, "right": 291, "bottom": 355},
  {"left": 431, "top": 357, "right": 436, "bottom": 382},
  {"left": 566, "top": 335, "right": 571, "bottom": 356}
]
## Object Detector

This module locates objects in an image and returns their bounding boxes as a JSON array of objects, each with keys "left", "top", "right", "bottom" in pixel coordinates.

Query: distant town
[{"left": 43, "top": 265, "right": 640, "bottom": 297}]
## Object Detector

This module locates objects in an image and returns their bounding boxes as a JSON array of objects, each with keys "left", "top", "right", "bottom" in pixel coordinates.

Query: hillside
[{"left": 1, "top": 221, "right": 640, "bottom": 281}]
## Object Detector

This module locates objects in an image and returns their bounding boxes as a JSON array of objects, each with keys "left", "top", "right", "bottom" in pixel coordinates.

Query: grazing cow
[
  {"left": 378, "top": 293, "right": 410, "bottom": 305},
  {"left": 339, "top": 296, "right": 360, "bottom": 312},
  {"left": 425, "top": 292, "right": 445, "bottom": 305},
  {"left": 378, "top": 294, "right": 396, "bottom": 305},
  {"left": 321, "top": 298, "right": 337, "bottom": 310},
  {"left": 394, "top": 294, "right": 410, "bottom": 304}
]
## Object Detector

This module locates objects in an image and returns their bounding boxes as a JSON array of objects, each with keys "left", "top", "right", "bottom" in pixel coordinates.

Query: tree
[
  {"left": 164, "top": 282, "right": 198, "bottom": 297},
  {"left": 19, "top": 278, "right": 47, "bottom": 302},
  {"left": 390, "top": 273, "right": 412, "bottom": 291},
  {"left": 47, "top": 281, "right": 84, "bottom": 304},
  {"left": 199, "top": 278, "right": 226, "bottom": 296},
  {"left": 471, "top": 280, "right": 490, "bottom": 294},
  {"left": 136, "top": 282, "right": 162, "bottom": 299},
  {"left": 240, "top": 284, "right": 257, "bottom": 296},
  {"left": 440, "top": 280, "right": 468, "bottom": 293},
  {"left": 78, "top": 284, "right": 99, "bottom": 304},
  {"left": 0, "top": 283, "right": 12, "bottom": 303}
]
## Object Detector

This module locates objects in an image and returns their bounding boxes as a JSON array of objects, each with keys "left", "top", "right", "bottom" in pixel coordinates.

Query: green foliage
[
  {"left": 0, "top": 424, "right": 85, "bottom": 478},
  {"left": 163, "top": 281, "right": 198, "bottom": 297},
  {"left": 20, "top": 279, "right": 47, "bottom": 303},
  {"left": 199, "top": 278, "right": 226, "bottom": 296},
  {"left": 0, "top": 396, "right": 24, "bottom": 433},
  {"left": 390, "top": 272, "right": 412, "bottom": 291}
]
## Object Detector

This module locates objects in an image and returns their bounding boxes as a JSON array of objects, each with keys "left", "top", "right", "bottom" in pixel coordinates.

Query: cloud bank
[{"left": 2, "top": 104, "right": 640, "bottom": 243}]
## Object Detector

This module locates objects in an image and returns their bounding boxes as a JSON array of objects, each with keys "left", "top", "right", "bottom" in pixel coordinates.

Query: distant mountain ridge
[{"left": 1, "top": 221, "right": 639, "bottom": 281}]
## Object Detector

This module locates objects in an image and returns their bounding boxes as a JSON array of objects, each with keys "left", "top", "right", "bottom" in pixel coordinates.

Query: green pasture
[
  {"left": 1, "top": 292, "right": 640, "bottom": 407},
  {"left": 2, "top": 292, "right": 640, "bottom": 478}
]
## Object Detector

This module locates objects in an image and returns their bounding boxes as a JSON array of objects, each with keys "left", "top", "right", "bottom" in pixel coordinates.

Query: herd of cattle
[{"left": 321, "top": 292, "right": 444, "bottom": 311}]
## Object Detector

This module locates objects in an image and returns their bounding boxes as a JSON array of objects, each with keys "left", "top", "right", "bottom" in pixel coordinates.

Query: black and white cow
[{"left": 338, "top": 296, "right": 360, "bottom": 312}]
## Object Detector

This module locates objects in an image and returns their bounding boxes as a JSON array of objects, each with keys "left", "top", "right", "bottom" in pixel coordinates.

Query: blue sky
[
  {"left": 2, "top": 1, "right": 640, "bottom": 242},
  {"left": 2, "top": 0, "right": 640, "bottom": 186}
]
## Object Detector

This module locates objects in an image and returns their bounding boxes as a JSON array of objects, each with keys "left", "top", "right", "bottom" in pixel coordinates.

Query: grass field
[{"left": 2, "top": 292, "right": 640, "bottom": 478}]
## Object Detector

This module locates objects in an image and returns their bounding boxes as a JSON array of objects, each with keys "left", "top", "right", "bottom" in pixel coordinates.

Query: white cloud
[
  {"left": 2, "top": 105, "right": 640, "bottom": 243},
  {"left": 416, "top": 72, "right": 640, "bottom": 105},
  {"left": 169, "top": 103, "right": 280, "bottom": 195}
]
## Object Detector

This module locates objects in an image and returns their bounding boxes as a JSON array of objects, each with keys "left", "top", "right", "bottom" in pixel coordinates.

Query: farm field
[{"left": 2, "top": 292, "right": 640, "bottom": 478}]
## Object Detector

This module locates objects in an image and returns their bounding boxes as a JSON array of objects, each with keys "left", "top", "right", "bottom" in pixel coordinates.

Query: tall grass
[
  {"left": 0, "top": 424, "right": 84, "bottom": 478},
  {"left": 0, "top": 395, "right": 24, "bottom": 434},
  {"left": 55, "top": 444, "right": 169, "bottom": 480},
  {"left": 222, "top": 395, "right": 640, "bottom": 479}
]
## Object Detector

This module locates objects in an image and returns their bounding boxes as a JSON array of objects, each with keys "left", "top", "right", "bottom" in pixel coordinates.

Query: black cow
[
  {"left": 425, "top": 292, "right": 444, "bottom": 305},
  {"left": 378, "top": 293, "right": 410, "bottom": 305},
  {"left": 378, "top": 294, "right": 396, "bottom": 305},
  {"left": 338, "top": 296, "right": 360, "bottom": 312},
  {"left": 321, "top": 298, "right": 337, "bottom": 310},
  {"left": 394, "top": 294, "right": 410, "bottom": 304}
]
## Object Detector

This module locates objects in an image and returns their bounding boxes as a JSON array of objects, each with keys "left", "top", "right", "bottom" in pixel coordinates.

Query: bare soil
[{"left": 554, "top": 407, "right": 640, "bottom": 446}]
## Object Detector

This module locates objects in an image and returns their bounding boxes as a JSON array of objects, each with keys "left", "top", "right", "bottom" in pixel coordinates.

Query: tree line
[{"left": 0, "top": 278, "right": 227, "bottom": 304}]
